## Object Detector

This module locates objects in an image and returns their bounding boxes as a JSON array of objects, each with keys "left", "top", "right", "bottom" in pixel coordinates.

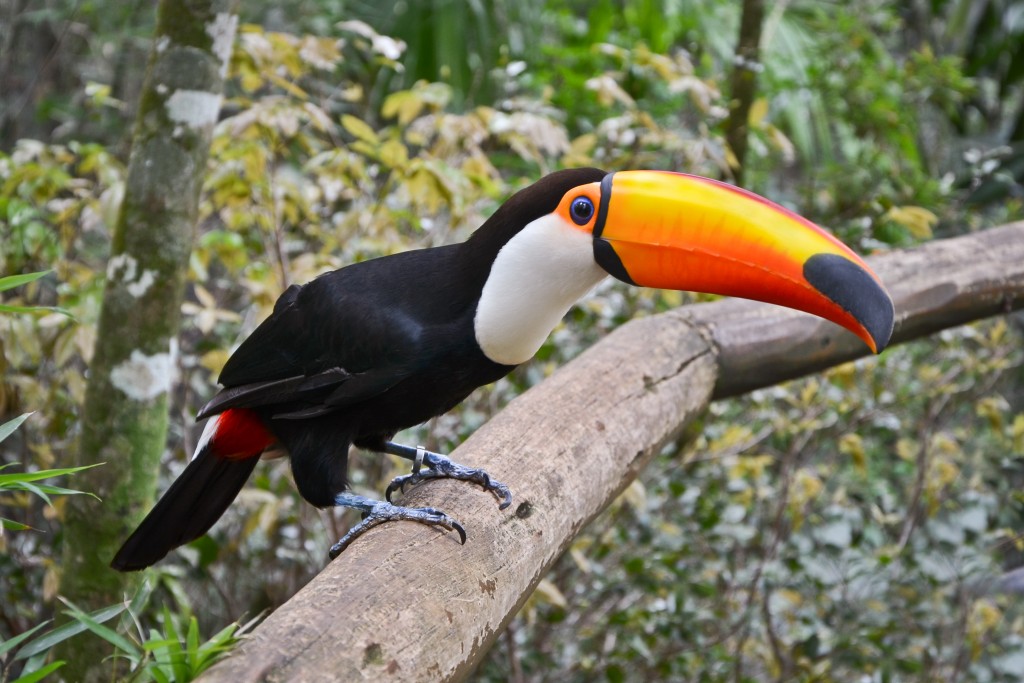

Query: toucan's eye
[{"left": 569, "top": 196, "right": 595, "bottom": 226}]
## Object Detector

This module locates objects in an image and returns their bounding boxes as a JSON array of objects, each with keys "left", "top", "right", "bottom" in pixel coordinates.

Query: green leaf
[
  {"left": 341, "top": 115, "right": 379, "bottom": 145},
  {"left": 0, "top": 621, "right": 50, "bottom": 658},
  {"left": 144, "top": 629, "right": 167, "bottom": 666},
  {"left": 186, "top": 617, "right": 199, "bottom": 664},
  {"left": 204, "top": 622, "right": 240, "bottom": 649},
  {"left": 194, "top": 623, "right": 239, "bottom": 670},
  {"left": 884, "top": 205, "right": 938, "bottom": 239},
  {"left": 10, "top": 660, "right": 65, "bottom": 683},
  {"left": 161, "top": 606, "right": 189, "bottom": 682},
  {"left": 0, "top": 303, "right": 74, "bottom": 318},
  {"left": 128, "top": 579, "right": 156, "bottom": 620},
  {"left": 606, "top": 663, "right": 625, "bottom": 683},
  {"left": 10, "top": 480, "right": 52, "bottom": 506},
  {"left": 3, "top": 481, "right": 100, "bottom": 506},
  {"left": 16, "top": 482, "right": 98, "bottom": 499},
  {"left": 147, "top": 665, "right": 171, "bottom": 683},
  {"left": 60, "top": 602, "right": 140, "bottom": 658},
  {"left": 0, "top": 463, "right": 103, "bottom": 487},
  {"left": 141, "top": 637, "right": 180, "bottom": 653},
  {"left": 161, "top": 607, "right": 179, "bottom": 644},
  {"left": 382, "top": 90, "right": 425, "bottom": 125},
  {"left": 0, "top": 270, "right": 51, "bottom": 293},
  {"left": 0, "top": 413, "right": 33, "bottom": 444},
  {"left": 2, "top": 517, "right": 33, "bottom": 531},
  {"left": 15, "top": 603, "right": 125, "bottom": 660}
]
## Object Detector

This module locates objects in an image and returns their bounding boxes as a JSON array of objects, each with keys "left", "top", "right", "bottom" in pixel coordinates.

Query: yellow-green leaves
[
  {"left": 839, "top": 432, "right": 867, "bottom": 472},
  {"left": 884, "top": 205, "right": 940, "bottom": 240},
  {"left": 341, "top": 115, "right": 379, "bottom": 146},
  {"left": 382, "top": 83, "right": 452, "bottom": 126},
  {"left": 234, "top": 26, "right": 342, "bottom": 95}
]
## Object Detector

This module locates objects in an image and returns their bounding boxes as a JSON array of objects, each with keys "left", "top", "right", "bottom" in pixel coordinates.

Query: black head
[{"left": 467, "top": 167, "right": 607, "bottom": 259}]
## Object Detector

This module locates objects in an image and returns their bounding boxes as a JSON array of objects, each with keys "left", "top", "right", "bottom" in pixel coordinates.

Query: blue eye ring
[{"left": 570, "top": 196, "right": 595, "bottom": 226}]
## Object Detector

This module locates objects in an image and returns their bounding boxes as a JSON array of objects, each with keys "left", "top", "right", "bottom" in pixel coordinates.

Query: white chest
[{"left": 473, "top": 214, "right": 607, "bottom": 366}]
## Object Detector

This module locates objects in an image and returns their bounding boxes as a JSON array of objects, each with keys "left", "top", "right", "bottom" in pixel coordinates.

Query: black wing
[{"left": 198, "top": 262, "right": 433, "bottom": 420}]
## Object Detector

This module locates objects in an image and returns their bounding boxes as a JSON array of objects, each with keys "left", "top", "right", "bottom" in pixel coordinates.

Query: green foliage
[
  {"left": 2, "top": 0, "right": 1024, "bottom": 679},
  {"left": 0, "top": 271, "right": 73, "bottom": 323},
  {"left": 0, "top": 410, "right": 102, "bottom": 681},
  {"left": 754, "top": 3, "right": 973, "bottom": 247},
  {"left": 0, "top": 460, "right": 101, "bottom": 534},
  {"left": 1, "top": 602, "right": 126, "bottom": 682},
  {"left": 58, "top": 599, "right": 251, "bottom": 683},
  {"left": 0, "top": 413, "right": 99, "bottom": 534},
  {"left": 0, "top": 584, "right": 253, "bottom": 682},
  {"left": 0, "top": 143, "right": 117, "bottom": 643}
]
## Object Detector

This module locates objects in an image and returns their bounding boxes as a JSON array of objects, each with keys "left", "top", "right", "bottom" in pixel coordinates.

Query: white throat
[{"left": 474, "top": 213, "right": 607, "bottom": 365}]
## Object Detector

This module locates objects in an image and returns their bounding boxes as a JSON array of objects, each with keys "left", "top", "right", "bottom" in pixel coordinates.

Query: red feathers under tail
[{"left": 110, "top": 408, "right": 273, "bottom": 571}]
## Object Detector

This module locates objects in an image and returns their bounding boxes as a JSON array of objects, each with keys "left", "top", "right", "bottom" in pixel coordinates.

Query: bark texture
[
  {"left": 58, "top": 1, "right": 238, "bottom": 680},
  {"left": 723, "top": 0, "right": 766, "bottom": 184},
  {"left": 198, "top": 223, "right": 1024, "bottom": 682}
]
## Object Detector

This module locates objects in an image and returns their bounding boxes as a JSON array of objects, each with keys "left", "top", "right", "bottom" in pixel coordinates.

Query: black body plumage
[
  {"left": 199, "top": 167, "right": 607, "bottom": 507},
  {"left": 112, "top": 164, "right": 896, "bottom": 571}
]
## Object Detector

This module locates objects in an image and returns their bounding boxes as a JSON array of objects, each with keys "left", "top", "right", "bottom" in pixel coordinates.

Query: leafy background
[{"left": 2, "top": 0, "right": 1024, "bottom": 680}]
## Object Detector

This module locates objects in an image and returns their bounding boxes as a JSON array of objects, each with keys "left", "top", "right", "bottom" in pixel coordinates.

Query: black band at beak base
[
  {"left": 594, "top": 238, "right": 636, "bottom": 285},
  {"left": 592, "top": 172, "right": 636, "bottom": 284},
  {"left": 593, "top": 172, "right": 615, "bottom": 239}
]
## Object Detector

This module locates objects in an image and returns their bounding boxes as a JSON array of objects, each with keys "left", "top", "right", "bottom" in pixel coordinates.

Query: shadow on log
[{"left": 198, "top": 222, "right": 1024, "bottom": 682}]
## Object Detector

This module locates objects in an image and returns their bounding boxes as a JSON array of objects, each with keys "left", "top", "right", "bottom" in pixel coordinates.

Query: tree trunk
[
  {"left": 57, "top": 1, "right": 238, "bottom": 680},
  {"left": 197, "top": 223, "right": 1024, "bottom": 682},
  {"left": 0, "top": 0, "right": 72, "bottom": 148},
  {"left": 723, "top": 0, "right": 766, "bottom": 184}
]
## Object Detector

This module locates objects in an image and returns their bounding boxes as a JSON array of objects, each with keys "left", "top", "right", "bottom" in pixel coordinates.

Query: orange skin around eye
[{"left": 554, "top": 182, "right": 603, "bottom": 229}]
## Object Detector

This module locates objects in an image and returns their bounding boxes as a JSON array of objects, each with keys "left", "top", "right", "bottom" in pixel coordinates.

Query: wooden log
[
  {"left": 200, "top": 312, "right": 718, "bottom": 682},
  {"left": 198, "top": 222, "right": 1024, "bottom": 682}
]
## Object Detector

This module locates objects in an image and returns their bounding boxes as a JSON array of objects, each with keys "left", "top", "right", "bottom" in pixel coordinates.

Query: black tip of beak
[{"left": 804, "top": 253, "right": 895, "bottom": 353}]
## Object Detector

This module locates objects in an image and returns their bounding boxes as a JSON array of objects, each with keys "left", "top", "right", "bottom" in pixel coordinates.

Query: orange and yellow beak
[{"left": 555, "top": 170, "right": 895, "bottom": 353}]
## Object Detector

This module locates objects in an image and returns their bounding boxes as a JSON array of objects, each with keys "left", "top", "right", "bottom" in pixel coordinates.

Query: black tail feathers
[{"left": 110, "top": 453, "right": 259, "bottom": 571}]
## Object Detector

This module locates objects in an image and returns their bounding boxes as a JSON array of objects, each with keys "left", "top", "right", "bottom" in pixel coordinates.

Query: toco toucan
[{"left": 111, "top": 168, "right": 894, "bottom": 571}]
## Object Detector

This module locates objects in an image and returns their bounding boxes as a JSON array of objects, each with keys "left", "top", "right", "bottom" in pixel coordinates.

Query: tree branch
[{"left": 198, "top": 223, "right": 1024, "bottom": 683}]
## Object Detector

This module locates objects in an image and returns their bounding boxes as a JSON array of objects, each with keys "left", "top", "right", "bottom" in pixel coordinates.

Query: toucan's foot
[
  {"left": 329, "top": 493, "right": 466, "bottom": 559},
  {"left": 383, "top": 442, "right": 512, "bottom": 510}
]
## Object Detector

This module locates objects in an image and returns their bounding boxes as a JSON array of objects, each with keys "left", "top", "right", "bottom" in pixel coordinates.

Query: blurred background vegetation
[{"left": 2, "top": 0, "right": 1024, "bottom": 680}]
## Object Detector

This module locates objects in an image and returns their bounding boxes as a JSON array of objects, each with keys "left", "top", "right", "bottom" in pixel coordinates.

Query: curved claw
[
  {"left": 477, "top": 474, "right": 512, "bottom": 509},
  {"left": 328, "top": 501, "right": 467, "bottom": 559},
  {"left": 385, "top": 458, "right": 514, "bottom": 510},
  {"left": 447, "top": 517, "right": 467, "bottom": 545},
  {"left": 406, "top": 506, "right": 467, "bottom": 545},
  {"left": 384, "top": 476, "right": 408, "bottom": 504},
  {"left": 495, "top": 484, "right": 513, "bottom": 510}
]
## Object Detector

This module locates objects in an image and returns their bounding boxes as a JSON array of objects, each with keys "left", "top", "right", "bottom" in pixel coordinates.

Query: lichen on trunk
[{"left": 57, "top": 1, "right": 238, "bottom": 680}]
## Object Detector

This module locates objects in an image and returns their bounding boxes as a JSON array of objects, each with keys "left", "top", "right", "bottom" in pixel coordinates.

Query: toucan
[{"left": 111, "top": 168, "right": 894, "bottom": 571}]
